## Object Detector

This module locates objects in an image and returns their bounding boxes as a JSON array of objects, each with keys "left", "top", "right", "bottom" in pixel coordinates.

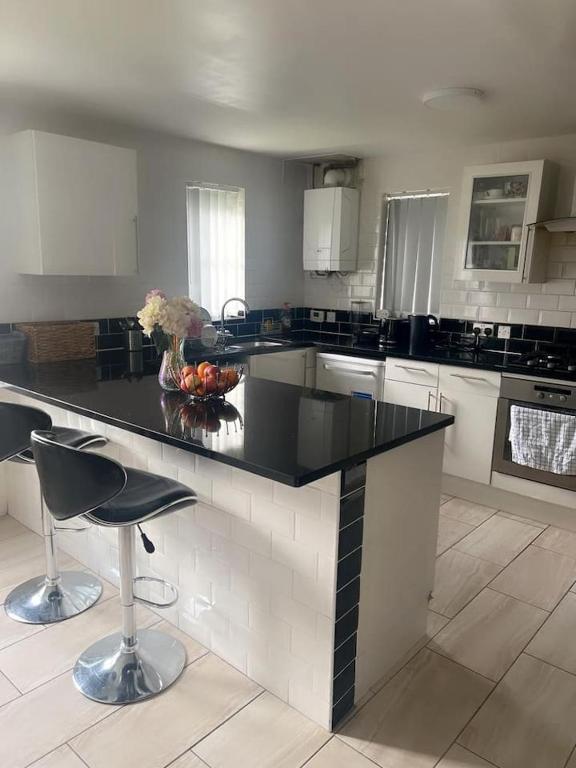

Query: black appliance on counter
[
  {"left": 379, "top": 317, "right": 410, "bottom": 348},
  {"left": 408, "top": 314, "right": 439, "bottom": 353}
]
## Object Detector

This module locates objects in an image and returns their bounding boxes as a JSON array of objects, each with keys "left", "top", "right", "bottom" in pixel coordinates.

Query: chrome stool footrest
[
  {"left": 133, "top": 576, "right": 178, "bottom": 609},
  {"left": 4, "top": 571, "right": 102, "bottom": 624}
]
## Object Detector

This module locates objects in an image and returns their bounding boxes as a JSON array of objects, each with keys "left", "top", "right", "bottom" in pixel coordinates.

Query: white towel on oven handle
[{"left": 509, "top": 405, "right": 576, "bottom": 476}]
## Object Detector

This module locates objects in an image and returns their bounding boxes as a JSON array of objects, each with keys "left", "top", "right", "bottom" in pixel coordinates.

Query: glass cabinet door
[{"left": 464, "top": 173, "right": 529, "bottom": 272}]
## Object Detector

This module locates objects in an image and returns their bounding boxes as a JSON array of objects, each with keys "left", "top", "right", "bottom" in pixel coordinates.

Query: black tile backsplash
[{"left": 4, "top": 306, "right": 576, "bottom": 359}]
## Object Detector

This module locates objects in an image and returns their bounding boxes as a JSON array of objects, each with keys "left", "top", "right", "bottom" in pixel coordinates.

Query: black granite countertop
[{"left": 0, "top": 359, "right": 453, "bottom": 487}]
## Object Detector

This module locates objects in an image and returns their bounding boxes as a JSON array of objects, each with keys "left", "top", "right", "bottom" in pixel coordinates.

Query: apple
[{"left": 180, "top": 365, "right": 197, "bottom": 379}]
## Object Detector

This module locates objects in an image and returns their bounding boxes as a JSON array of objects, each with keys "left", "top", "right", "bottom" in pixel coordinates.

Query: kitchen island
[{"left": 0, "top": 359, "right": 453, "bottom": 730}]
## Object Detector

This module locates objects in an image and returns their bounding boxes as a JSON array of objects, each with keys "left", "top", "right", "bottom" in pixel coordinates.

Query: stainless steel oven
[{"left": 493, "top": 374, "right": 576, "bottom": 491}]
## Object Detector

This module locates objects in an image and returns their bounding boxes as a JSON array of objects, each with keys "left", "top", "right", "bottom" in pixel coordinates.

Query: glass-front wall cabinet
[{"left": 456, "top": 160, "right": 556, "bottom": 283}]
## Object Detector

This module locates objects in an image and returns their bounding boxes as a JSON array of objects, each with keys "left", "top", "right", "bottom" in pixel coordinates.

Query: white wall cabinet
[
  {"left": 303, "top": 187, "right": 359, "bottom": 271},
  {"left": 4, "top": 130, "right": 138, "bottom": 276},
  {"left": 248, "top": 348, "right": 310, "bottom": 387},
  {"left": 455, "top": 159, "right": 556, "bottom": 283}
]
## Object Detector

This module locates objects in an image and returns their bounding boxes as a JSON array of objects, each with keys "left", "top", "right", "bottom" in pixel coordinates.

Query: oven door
[{"left": 492, "top": 397, "right": 576, "bottom": 491}]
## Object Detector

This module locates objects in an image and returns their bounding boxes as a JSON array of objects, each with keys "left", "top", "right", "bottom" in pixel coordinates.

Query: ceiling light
[{"left": 421, "top": 87, "right": 485, "bottom": 111}]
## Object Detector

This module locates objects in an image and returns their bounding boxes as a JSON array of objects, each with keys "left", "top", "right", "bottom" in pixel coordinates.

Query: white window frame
[{"left": 186, "top": 181, "right": 246, "bottom": 318}]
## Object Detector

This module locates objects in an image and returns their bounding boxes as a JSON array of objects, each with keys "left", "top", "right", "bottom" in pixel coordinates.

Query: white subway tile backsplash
[
  {"left": 478, "top": 307, "right": 509, "bottom": 323},
  {"left": 510, "top": 283, "right": 543, "bottom": 294},
  {"left": 542, "top": 279, "right": 576, "bottom": 295},
  {"left": 467, "top": 292, "right": 497, "bottom": 306},
  {"left": 559, "top": 295, "right": 576, "bottom": 311},
  {"left": 539, "top": 310, "right": 573, "bottom": 327},
  {"left": 562, "top": 263, "right": 576, "bottom": 278},
  {"left": 496, "top": 293, "right": 527, "bottom": 309},
  {"left": 526, "top": 294, "right": 559, "bottom": 310},
  {"left": 507, "top": 309, "right": 540, "bottom": 324}
]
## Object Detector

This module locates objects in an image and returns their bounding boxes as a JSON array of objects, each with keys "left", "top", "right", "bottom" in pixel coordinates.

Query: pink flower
[
  {"left": 186, "top": 315, "right": 204, "bottom": 338},
  {"left": 145, "top": 289, "right": 166, "bottom": 303}
]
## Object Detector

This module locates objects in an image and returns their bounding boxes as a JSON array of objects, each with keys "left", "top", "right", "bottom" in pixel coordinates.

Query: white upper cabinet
[
  {"left": 303, "top": 187, "right": 359, "bottom": 271},
  {"left": 4, "top": 130, "right": 138, "bottom": 276},
  {"left": 455, "top": 159, "right": 557, "bottom": 283}
]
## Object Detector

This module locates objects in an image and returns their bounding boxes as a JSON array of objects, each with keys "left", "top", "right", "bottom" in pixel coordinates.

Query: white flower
[{"left": 137, "top": 294, "right": 167, "bottom": 336}]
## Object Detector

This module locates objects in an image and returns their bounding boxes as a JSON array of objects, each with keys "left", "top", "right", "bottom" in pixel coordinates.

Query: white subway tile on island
[
  {"left": 231, "top": 517, "right": 272, "bottom": 558},
  {"left": 273, "top": 482, "right": 323, "bottom": 517},
  {"left": 249, "top": 551, "right": 292, "bottom": 596},
  {"left": 310, "top": 472, "right": 341, "bottom": 496},
  {"left": 271, "top": 532, "right": 319, "bottom": 580},
  {"left": 231, "top": 467, "right": 274, "bottom": 499},
  {"left": 252, "top": 496, "right": 295, "bottom": 538},
  {"left": 212, "top": 482, "right": 251, "bottom": 520}
]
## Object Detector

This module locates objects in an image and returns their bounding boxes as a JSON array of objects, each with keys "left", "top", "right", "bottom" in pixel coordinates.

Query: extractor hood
[
  {"left": 528, "top": 183, "right": 576, "bottom": 232},
  {"left": 528, "top": 216, "right": 576, "bottom": 233}
]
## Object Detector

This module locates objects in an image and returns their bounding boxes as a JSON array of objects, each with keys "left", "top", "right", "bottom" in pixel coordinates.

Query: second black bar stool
[
  {"left": 31, "top": 429, "right": 197, "bottom": 704},
  {"left": 1, "top": 402, "right": 106, "bottom": 624}
]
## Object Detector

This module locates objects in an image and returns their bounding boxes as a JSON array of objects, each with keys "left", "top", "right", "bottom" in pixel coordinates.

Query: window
[
  {"left": 375, "top": 191, "right": 448, "bottom": 317},
  {"left": 186, "top": 182, "right": 245, "bottom": 318}
]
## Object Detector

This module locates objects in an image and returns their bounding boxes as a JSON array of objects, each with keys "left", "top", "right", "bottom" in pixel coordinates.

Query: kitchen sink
[{"left": 225, "top": 340, "right": 285, "bottom": 351}]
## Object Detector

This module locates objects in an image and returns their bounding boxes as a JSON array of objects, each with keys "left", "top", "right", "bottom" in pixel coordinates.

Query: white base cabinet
[
  {"left": 316, "top": 353, "right": 386, "bottom": 399},
  {"left": 383, "top": 357, "right": 501, "bottom": 486},
  {"left": 438, "top": 366, "right": 500, "bottom": 485},
  {"left": 2, "top": 130, "right": 138, "bottom": 276},
  {"left": 248, "top": 348, "right": 311, "bottom": 387}
]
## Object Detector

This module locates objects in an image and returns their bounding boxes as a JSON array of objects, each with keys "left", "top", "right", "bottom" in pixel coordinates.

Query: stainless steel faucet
[{"left": 219, "top": 297, "right": 251, "bottom": 348}]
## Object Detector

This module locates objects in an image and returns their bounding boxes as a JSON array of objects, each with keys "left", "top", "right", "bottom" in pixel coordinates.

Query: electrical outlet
[
  {"left": 497, "top": 325, "right": 511, "bottom": 340},
  {"left": 326, "top": 311, "right": 336, "bottom": 323},
  {"left": 310, "top": 309, "right": 325, "bottom": 323},
  {"left": 472, "top": 322, "right": 495, "bottom": 336}
]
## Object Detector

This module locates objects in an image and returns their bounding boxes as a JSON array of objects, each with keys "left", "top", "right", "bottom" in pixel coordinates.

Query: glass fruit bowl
[{"left": 178, "top": 361, "right": 244, "bottom": 401}]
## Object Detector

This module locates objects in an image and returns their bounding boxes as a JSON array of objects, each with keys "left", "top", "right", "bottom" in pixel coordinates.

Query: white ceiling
[{"left": 2, "top": 0, "right": 576, "bottom": 157}]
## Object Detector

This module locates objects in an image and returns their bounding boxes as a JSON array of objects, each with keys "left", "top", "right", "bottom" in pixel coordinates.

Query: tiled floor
[{"left": 2, "top": 496, "right": 576, "bottom": 768}]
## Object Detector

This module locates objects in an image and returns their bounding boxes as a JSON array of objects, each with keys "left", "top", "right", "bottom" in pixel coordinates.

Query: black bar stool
[
  {"left": 0, "top": 402, "right": 106, "bottom": 624},
  {"left": 31, "top": 429, "right": 197, "bottom": 704}
]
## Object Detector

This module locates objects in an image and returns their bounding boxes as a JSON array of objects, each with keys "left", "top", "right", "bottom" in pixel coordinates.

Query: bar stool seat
[
  {"left": 0, "top": 403, "right": 107, "bottom": 625},
  {"left": 85, "top": 468, "right": 194, "bottom": 526},
  {"left": 31, "top": 429, "right": 197, "bottom": 705},
  {"left": 13, "top": 426, "right": 106, "bottom": 463}
]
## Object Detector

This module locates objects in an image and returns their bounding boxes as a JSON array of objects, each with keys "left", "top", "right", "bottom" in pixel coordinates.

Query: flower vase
[{"left": 158, "top": 338, "right": 183, "bottom": 391}]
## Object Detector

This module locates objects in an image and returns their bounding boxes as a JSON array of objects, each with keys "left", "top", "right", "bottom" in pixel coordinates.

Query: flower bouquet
[{"left": 137, "top": 290, "right": 204, "bottom": 391}]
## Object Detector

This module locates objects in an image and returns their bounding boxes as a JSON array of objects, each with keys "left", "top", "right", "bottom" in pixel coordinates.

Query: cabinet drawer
[
  {"left": 439, "top": 365, "right": 501, "bottom": 398},
  {"left": 385, "top": 357, "right": 439, "bottom": 386}
]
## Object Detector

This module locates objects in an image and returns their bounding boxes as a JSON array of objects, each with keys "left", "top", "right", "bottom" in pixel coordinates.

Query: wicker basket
[{"left": 15, "top": 322, "right": 96, "bottom": 363}]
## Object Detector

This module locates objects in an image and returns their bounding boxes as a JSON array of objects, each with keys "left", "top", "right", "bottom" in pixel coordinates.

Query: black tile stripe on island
[{"left": 331, "top": 462, "right": 366, "bottom": 730}]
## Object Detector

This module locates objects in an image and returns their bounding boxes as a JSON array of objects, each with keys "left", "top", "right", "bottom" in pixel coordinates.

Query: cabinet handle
[
  {"left": 449, "top": 373, "right": 489, "bottom": 383},
  {"left": 427, "top": 391, "right": 438, "bottom": 410},
  {"left": 395, "top": 365, "right": 430, "bottom": 374},
  {"left": 438, "top": 392, "right": 445, "bottom": 412},
  {"left": 133, "top": 216, "right": 140, "bottom": 274},
  {"left": 323, "top": 364, "right": 376, "bottom": 377}
]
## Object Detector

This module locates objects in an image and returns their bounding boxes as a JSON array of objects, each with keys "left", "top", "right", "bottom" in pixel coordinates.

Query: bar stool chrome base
[
  {"left": 4, "top": 571, "right": 102, "bottom": 624},
  {"left": 73, "top": 628, "right": 186, "bottom": 704}
]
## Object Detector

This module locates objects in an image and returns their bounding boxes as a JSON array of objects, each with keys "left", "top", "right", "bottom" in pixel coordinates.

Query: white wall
[
  {"left": 0, "top": 111, "right": 307, "bottom": 323},
  {"left": 305, "top": 131, "right": 576, "bottom": 328}
]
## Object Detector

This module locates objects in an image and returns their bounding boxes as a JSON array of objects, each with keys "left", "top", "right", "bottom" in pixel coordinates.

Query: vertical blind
[
  {"left": 186, "top": 183, "right": 245, "bottom": 318},
  {"left": 376, "top": 192, "right": 448, "bottom": 317}
]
